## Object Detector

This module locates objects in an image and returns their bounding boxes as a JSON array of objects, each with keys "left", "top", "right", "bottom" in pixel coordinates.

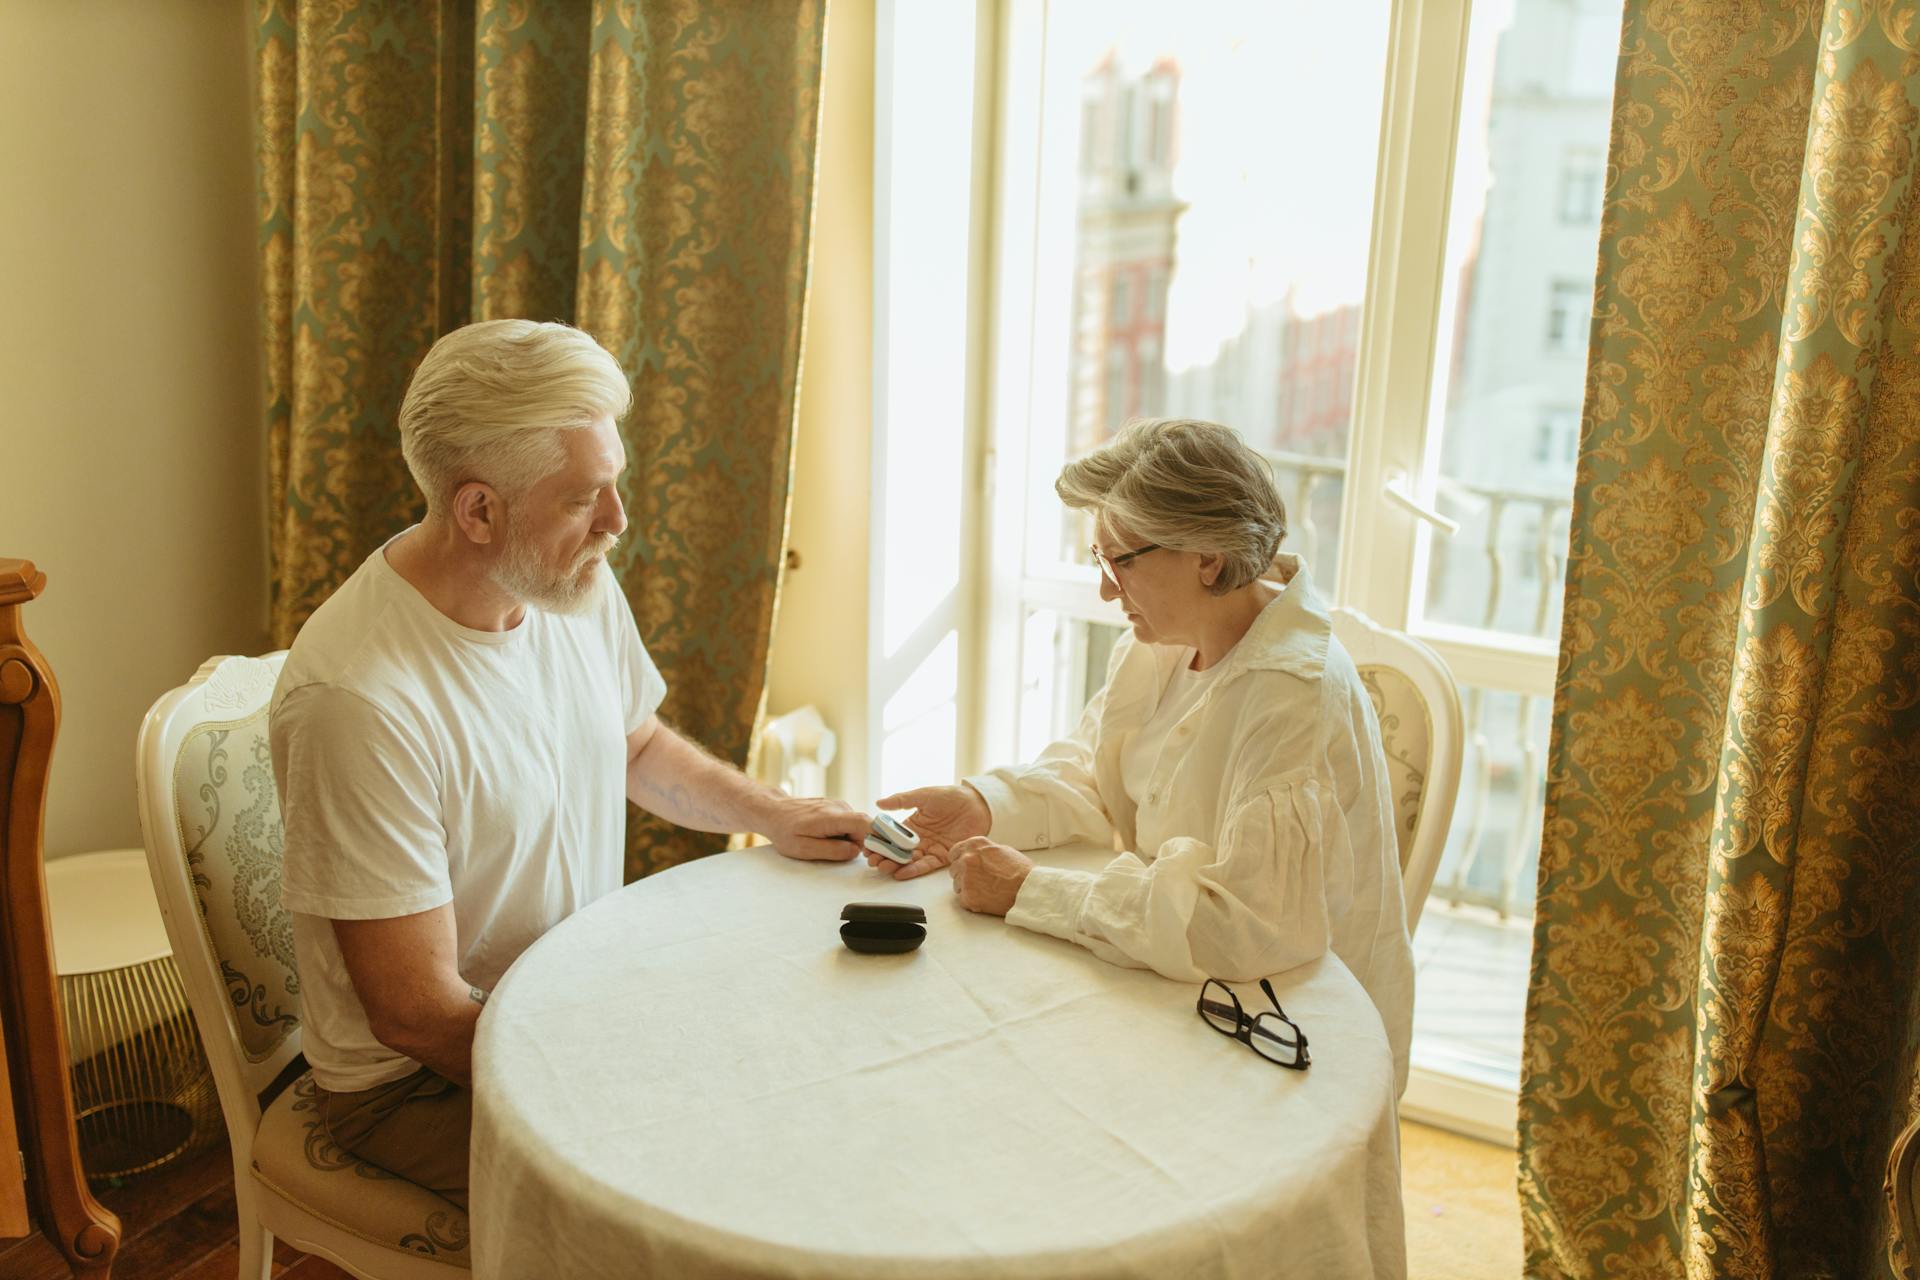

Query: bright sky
[{"left": 1047, "top": 0, "right": 1518, "bottom": 371}]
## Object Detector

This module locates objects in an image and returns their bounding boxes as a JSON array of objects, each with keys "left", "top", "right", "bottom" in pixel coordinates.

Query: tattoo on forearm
[{"left": 469, "top": 986, "right": 488, "bottom": 1006}]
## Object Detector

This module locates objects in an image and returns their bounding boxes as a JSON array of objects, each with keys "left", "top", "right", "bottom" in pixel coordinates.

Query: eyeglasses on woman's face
[{"left": 1090, "top": 542, "right": 1161, "bottom": 589}]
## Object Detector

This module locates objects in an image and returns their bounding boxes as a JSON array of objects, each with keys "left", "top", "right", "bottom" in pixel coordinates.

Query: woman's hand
[
  {"left": 866, "top": 783, "right": 992, "bottom": 879},
  {"left": 949, "top": 838, "right": 1034, "bottom": 916}
]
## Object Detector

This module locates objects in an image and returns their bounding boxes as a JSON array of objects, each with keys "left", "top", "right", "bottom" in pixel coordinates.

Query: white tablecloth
[{"left": 471, "top": 845, "right": 1405, "bottom": 1279}]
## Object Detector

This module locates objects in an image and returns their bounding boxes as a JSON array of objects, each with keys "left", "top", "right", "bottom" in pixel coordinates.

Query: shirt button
[{"left": 1148, "top": 792, "right": 1159, "bottom": 804}]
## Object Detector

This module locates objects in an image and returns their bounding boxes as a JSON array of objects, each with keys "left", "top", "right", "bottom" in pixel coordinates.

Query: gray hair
[
  {"left": 1056, "top": 418, "right": 1288, "bottom": 595},
  {"left": 398, "top": 319, "right": 632, "bottom": 516}
]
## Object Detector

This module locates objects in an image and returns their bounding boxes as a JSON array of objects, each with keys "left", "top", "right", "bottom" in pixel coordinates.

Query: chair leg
[{"left": 233, "top": 1176, "right": 274, "bottom": 1280}]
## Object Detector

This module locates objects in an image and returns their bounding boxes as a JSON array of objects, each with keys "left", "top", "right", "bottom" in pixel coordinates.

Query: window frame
[
  {"left": 972, "top": 0, "right": 1546, "bottom": 778},
  {"left": 939, "top": 0, "right": 1573, "bottom": 1144}
]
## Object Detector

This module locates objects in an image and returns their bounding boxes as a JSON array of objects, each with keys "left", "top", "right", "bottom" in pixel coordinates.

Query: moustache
[{"left": 576, "top": 536, "right": 620, "bottom": 569}]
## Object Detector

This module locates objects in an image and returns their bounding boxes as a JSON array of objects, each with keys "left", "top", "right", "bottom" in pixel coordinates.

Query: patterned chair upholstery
[
  {"left": 138, "top": 654, "right": 469, "bottom": 1279},
  {"left": 170, "top": 712, "right": 301, "bottom": 1062},
  {"left": 1358, "top": 666, "right": 1431, "bottom": 879},
  {"left": 1331, "top": 609, "right": 1465, "bottom": 935},
  {"left": 254, "top": 1076, "right": 470, "bottom": 1266}
]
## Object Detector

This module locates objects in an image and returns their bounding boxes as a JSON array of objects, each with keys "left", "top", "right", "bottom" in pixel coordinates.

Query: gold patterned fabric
[
  {"left": 1520, "top": 6, "right": 1920, "bottom": 1277},
  {"left": 255, "top": 1, "right": 825, "bottom": 880}
]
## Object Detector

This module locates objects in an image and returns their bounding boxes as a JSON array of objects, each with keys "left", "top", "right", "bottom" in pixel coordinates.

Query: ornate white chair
[
  {"left": 136, "top": 654, "right": 469, "bottom": 1279},
  {"left": 1330, "top": 608, "right": 1465, "bottom": 935},
  {"left": 1889, "top": 1115, "right": 1920, "bottom": 1277}
]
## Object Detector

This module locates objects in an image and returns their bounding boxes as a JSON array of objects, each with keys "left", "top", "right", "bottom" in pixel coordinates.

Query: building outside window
[
  {"left": 1108, "top": 270, "right": 1133, "bottom": 329},
  {"left": 1544, "top": 278, "right": 1588, "bottom": 354},
  {"left": 1558, "top": 148, "right": 1603, "bottom": 223}
]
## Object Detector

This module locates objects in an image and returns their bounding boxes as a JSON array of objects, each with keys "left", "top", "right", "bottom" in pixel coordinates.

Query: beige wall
[
  {"left": 0, "top": 0, "right": 867, "bottom": 851},
  {"left": 0, "top": 2, "right": 268, "bottom": 858},
  {"left": 766, "top": 0, "right": 875, "bottom": 802}
]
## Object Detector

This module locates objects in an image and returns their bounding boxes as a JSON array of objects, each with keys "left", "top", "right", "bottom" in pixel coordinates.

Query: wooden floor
[
  {"left": 0, "top": 1134, "right": 352, "bottom": 1279},
  {"left": 1402, "top": 1119, "right": 1524, "bottom": 1277}
]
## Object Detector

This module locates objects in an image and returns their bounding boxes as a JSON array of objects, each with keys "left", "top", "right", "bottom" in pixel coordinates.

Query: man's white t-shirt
[{"left": 269, "top": 532, "right": 666, "bottom": 1092}]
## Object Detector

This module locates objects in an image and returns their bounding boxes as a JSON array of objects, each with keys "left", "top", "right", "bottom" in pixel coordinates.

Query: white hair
[
  {"left": 1056, "top": 418, "right": 1288, "bottom": 595},
  {"left": 398, "top": 319, "right": 632, "bottom": 516}
]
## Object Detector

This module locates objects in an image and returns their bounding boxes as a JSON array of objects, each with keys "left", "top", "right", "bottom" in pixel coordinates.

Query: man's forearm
[
  {"left": 369, "top": 982, "right": 486, "bottom": 1088},
  {"left": 332, "top": 906, "right": 485, "bottom": 1088},
  {"left": 627, "top": 724, "right": 780, "bottom": 835}
]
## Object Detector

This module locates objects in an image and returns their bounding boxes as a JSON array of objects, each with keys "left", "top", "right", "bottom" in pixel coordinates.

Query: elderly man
[{"left": 268, "top": 319, "right": 869, "bottom": 1211}]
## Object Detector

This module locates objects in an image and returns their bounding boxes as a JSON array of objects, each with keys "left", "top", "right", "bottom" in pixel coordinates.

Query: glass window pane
[
  {"left": 1411, "top": 681, "right": 1553, "bottom": 1086},
  {"left": 1416, "top": 0, "right": 1623, "bottom": 640},
  {"left": 1431, "top": 685, "right": 1551, "bottom": 922},
  {"left": 1023, "top": 2, "right": 1392, "bottom": 586},
  {"left": 879, "top": 632, "right": 960, "bottom": 801},
  {"left": 1016, "top": 610, "right": 1125, "bottom": 756},
  {"left": 876, "top": 4, "right": 975, "bottom": 659}
]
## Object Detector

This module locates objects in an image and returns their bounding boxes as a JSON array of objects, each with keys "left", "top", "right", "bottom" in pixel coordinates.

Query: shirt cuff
[
  {"left": 962, "top": 772, "right": 1047, "bottom": 850},
  {"left": 1007, "top": 865, "right": 1096, "bottom": 942}
]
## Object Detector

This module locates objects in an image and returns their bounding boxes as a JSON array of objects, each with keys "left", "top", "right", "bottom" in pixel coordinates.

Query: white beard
[{"left": 493, "top": 514, "right": 616, "bottom": 616}]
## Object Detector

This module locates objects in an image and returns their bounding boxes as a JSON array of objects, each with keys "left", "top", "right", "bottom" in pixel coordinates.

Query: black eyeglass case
[{"left": 840, "top": 902, "right": 928, "bottom": 954}]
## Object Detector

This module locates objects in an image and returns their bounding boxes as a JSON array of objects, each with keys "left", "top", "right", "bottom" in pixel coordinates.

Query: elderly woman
[{"left": 871, "top": 418, "right": 1413, "bottom": 1085}]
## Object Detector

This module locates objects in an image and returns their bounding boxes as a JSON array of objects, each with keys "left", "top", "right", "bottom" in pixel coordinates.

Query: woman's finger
[
  {"left": 876, "top": 787, "right": 937, "bottom": 811},
  {"left": 894, "top": 852, "right": 947, "bottom": 880}
]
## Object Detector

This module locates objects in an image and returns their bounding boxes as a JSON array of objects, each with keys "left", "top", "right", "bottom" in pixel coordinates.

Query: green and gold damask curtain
[
  {"left": 255, "top": 0, "right": 825, "bottom": 879},
  {"left": 1521, "top": 5, "right": 1920, "bottom": 1277}
]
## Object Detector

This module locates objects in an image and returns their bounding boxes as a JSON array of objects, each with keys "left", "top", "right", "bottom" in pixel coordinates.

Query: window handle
[{"left": 1382, "top": 470, "right": 1461, "bottom": 536}]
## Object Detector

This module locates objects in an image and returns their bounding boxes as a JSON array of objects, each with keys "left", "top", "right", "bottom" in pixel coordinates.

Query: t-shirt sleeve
[
  {"left": 602, "top": 565, "right": 668, "bottom": 733},
  {"left": 271, "top": 684, "right": 454, "bottom": 920}
]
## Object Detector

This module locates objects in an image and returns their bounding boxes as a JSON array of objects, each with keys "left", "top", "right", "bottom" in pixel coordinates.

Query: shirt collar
[
  {"left": 1118, "top": 552, "right": 1332, "bottom": 717},
  {"left": 1225, "top": 553, "right": 1331, "bottom": 680}
]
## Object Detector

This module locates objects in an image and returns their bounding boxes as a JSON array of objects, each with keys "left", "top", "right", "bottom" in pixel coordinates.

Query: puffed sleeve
[{"left": 1005, "top": 770, "right": 1338, "bottom": 983}]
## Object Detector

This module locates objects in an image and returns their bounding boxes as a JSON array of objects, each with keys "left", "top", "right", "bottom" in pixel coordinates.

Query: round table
[{"left": 471, "top": 846, "right": 1405, "bottom": 1279}]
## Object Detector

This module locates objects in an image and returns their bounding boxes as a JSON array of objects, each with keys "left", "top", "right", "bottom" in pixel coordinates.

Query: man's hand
[
  {"left": 629, "top": 718, "right": 861, "bottom": 861},
  {"left": 948, "top": 838, "right": 1033, "bottom": 916},
  {"left": 765, "top": 796, "right": 869, "bottom": 862},
  {"left": 866, "top": 784, "right": 992, "bottom": 880}
]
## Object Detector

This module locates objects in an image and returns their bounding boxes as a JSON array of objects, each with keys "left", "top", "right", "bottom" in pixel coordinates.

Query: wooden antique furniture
[{"left": 0, "top": 558, "right": 122, "bottom": 1276}]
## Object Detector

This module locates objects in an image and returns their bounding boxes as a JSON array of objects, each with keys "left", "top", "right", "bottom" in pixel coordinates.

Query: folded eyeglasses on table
[{"left": 1196, "top": 977, "right": 1310, "bottom": 1069}]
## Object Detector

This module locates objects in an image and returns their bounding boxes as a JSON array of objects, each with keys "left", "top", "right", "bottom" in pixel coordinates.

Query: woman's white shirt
[
  {"left": 963, "top": 556, "right": 1414, "bottom": 1091},
  {"left": 1120, "top": 654, "right": 1222, "bottom": 807}
]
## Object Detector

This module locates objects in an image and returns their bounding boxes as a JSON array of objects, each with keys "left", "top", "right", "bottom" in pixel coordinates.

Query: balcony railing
[
  {"left": 1258, "top": 449, "right": 1348, "bottom": 584},
  {"left": 1260, "top": 450, "right": 1573, "bottom": 921}
]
